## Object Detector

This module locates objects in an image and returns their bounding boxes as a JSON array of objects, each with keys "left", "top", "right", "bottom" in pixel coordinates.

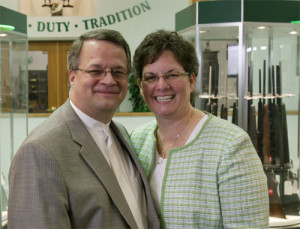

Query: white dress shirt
[{"left": 70, "top": 101, "right": 147, "bottom": 228}]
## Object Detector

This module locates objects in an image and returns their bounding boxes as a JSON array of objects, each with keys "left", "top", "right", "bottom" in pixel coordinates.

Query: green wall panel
[
  {"left": 244, "top": 1, "right": 300, "bottom": 23},
  {"left": 175, "top": 4, "right": 196, "bottom": 32},
  {"left": 197, "top": 1, "right": 241, "bottom": 24},
  {"left": 0, "top": 6, "right": 27, "bottom": 34}
]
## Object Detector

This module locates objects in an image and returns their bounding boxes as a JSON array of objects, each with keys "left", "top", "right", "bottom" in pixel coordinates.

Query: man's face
[{"left": 69, "top": 39, "right": 128, "bottom": 123}]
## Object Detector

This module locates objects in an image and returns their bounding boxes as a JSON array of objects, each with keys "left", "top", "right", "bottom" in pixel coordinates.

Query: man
[{"left": 8, "top": 29, "right": 160, "bottom": 228}]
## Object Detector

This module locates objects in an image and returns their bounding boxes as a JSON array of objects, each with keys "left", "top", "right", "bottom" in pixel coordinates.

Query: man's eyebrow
[{"left": 87, "top": 64, "right": 127, "bottom": 71}]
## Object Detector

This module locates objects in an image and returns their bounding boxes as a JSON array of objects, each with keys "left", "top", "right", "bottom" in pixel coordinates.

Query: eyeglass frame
[
  {"left": 141, "top": 71, "right": 190, "bottom": 85},
  {"left": 74, "top": 68, "right": 128, "bottom": 80}
]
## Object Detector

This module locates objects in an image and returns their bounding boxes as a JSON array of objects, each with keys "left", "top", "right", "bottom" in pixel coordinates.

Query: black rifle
[
  {"left": 206, "top": 66, "right": 212, "bottom": 113},
  {"left": 272, "top": 65, "right": 284, "bottom": 167},
  {"left": 268, "top": 66, "right": 278, "bottom": 165},
  {"left": 247, "top": 61, "right": 258, "bottom": 152},
  {"left": 257, "top": 68, "right": 264, "bottom": 163},
  {"left": 270, "top": 66, "right": 286, "bottom": 211},
  {"left": 211, "top": 64, "right": 219, "bottom": 117},
  {"left": 220, "top": 69, "right": 228, "bottom": 120},
  {"left": 276, "top": 63, "right": 300, "bottom": 215},
  {"left": 276, "top": 64, "right": 290, "bottom": 165}
]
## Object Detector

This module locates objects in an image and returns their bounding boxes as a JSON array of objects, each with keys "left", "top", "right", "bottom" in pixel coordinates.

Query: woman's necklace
[{"left": 157, "top": 108, "right": 195, "bottom": 164}]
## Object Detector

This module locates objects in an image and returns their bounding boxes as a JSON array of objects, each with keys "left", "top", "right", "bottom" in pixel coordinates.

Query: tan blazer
[{"left": 8, "top": 99, "right": 160, "bottom": 229}]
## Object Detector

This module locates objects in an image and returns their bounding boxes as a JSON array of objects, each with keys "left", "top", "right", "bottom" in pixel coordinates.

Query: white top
[
  {"left": 70, "top": 101, "right": 147, "bottom": 228},
  {"left": 150, "top": 114, "right": 208, "bottom": 214}
]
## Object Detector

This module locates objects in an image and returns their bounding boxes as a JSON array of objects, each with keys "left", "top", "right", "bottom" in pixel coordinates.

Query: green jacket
[{"left": 130, "top": 114, "right": 269, "bottom": 228}]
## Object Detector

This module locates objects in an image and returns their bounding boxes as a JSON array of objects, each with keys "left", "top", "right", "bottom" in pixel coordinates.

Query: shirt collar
[{"left": 70, "top": 100, "right": 111, "bottom": 133}]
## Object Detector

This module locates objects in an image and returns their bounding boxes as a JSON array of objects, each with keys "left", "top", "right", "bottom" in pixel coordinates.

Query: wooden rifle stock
[
  {"left": 266, "top": 170, "right": 287, "bottom": 219},
  {"left": 263, "top": 104, "right": 286, "bottom": 218}
]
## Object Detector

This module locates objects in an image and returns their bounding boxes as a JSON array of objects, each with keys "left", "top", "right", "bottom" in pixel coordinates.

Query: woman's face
[{"left": 139, "top": 50, "right": 195, "bottom": 119}]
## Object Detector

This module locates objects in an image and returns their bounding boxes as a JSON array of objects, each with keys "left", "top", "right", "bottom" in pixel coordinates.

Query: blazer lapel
[
  {"left": 111, "top": 121, "right": 161, "bottom": 229},
  {"left": 60, "top": 100, "right": 138, "bottom": 229}
]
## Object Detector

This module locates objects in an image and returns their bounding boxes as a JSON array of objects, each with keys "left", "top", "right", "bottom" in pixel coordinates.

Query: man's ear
[{"left": 69, "top": 70, "right": 76, "bottom": 86}]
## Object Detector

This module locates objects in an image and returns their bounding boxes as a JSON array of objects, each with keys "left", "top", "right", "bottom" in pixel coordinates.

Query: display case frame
[{"left": 0, "top": 6, "right": 28, "bottom": 228}]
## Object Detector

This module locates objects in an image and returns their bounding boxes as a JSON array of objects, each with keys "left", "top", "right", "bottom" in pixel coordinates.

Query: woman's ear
[
  {"left": 138, "top": 79, "right": 144, "bottom": 98},
  {"left": 189, "top": 73, "right": 196, "bottom": 92}
]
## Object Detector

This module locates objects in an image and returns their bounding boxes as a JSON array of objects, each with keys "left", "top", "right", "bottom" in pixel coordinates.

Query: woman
[{"left": 130, "top": 30, "right": 269, "bottom": 228}]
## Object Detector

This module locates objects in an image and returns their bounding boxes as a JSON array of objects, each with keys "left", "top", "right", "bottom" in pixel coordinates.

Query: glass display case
[
  {"left": 28, "top": 51, "right": 48, "bottom": 113},
  {"left": 0, "top": 6, "right": 28, "bottom": 228},
  {"left": 176, "top": 0, "right": 300, "bottom": 227}
]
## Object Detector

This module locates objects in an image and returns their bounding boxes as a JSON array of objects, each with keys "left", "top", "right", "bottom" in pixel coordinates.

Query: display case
[
  {"left": 28, "top": 50, "right": 48, "bottom": 113},
  {"left": 0, "top": 6, "right": 28, "bottom": 228},
  {"left": 176, "top": 1, "right": 300, "bottom": 227}
]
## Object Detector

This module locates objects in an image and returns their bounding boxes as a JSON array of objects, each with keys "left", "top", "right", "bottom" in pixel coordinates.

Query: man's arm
[{"left": 8, "top": 142, "right": 71, "bottom": 228}]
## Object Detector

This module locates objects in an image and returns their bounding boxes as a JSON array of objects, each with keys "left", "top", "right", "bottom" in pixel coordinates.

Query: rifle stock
[
  {"left": 220, "top": 104, "right": 228, "bottom": 120},
  {"left": 266, "top": 170, "right": 287, "bottom": 218},
  {"left": 232, "top": 102, "right": 238, "bottom": 125},
  {"left": 212, "top": 103, "right": 218, "bottom": 116}
]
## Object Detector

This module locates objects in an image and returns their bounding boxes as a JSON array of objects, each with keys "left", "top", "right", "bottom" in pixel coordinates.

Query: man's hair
[
  {"left": 133, "top": 29, "right": 198, "bottom": 80},
  {"left": 68, "top": 29, "right": 131, "bottom": 72}
]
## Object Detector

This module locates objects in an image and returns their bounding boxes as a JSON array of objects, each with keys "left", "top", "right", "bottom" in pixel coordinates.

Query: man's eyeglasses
[
  {"left": 75, "top": 68, "right": 128, "bottom": 80},
  {"left": 142, "top": 71, "right": 189, "bottom": 85}
]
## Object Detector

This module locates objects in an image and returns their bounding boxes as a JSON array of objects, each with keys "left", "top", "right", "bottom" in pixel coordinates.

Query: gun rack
[{"left": 176, "top": 0, "right": 300, "bottom": 227}]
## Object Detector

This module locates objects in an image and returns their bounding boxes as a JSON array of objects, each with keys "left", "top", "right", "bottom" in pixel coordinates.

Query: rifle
[
  {"left": 270, "top": 66, "right": 286, "bottom": 212},
  {"left": 276, "top": 63, "right": 290, "bottom": 165},
  {"left": 276, "top": 63, "right": 300, "bottom": 215},
  {"left": 257, "top": 68, "right": 264, "bottom": 163},
  {"left": 206, "top": 66, "right": 212, "bottom": 113},
  {"left": 220, "top": 66, "right": 228, "bottom": 120},
  {"left": 267, "top": 66, "right": 277, "bottom": 165},
  {"left": 247, "top": 61, "right": 258, "bottom": 152},
  {"left": 263, "top": 103, "right": 286, "bottom": 218},
  {"left": 263, "top": 60, "right": 266, "bottom": 105},
  {"left": 211, "top": 64, "right": 219, "bottom": 117}
]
